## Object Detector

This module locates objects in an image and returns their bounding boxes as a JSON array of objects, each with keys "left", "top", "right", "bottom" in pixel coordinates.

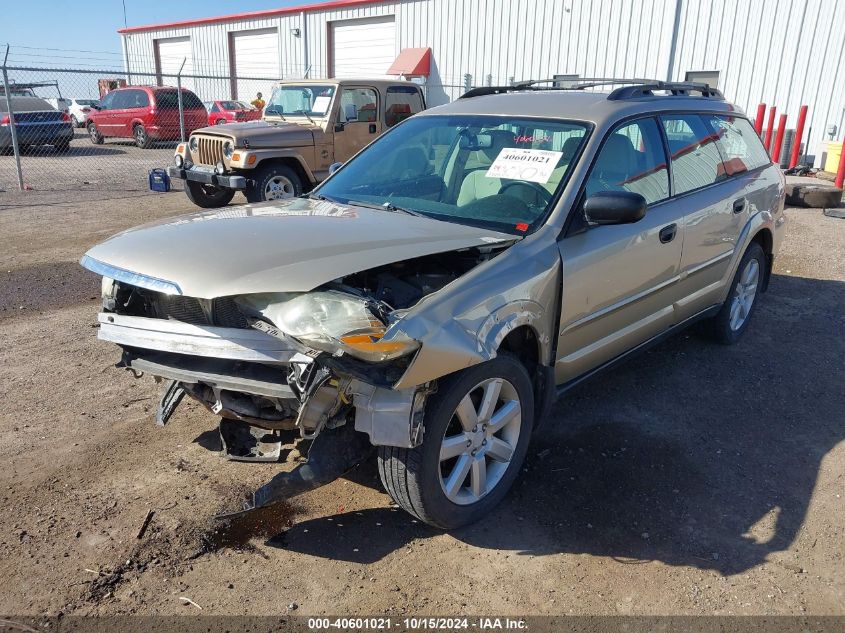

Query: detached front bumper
[{"left": 168, "top": 166, "right": 247, "bottom": 190}]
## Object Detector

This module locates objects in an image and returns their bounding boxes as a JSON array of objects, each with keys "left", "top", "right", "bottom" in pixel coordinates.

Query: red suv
[
  {"left": 87, "top": 86, "right": 207, "bottom": 149},
  {"left": 206, "top": 100, "right": 262, "bottom": 126}
]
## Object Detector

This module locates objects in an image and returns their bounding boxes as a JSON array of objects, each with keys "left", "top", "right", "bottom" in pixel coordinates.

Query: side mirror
[
  {"left": 334, "top": 123, "right": 345, "bottom": 133},
  {"left": 328, "top": 162, "right": 343, "bottom": 175},
  {"left": 584, "top": 191, "right": 647, "bottom": 225}
]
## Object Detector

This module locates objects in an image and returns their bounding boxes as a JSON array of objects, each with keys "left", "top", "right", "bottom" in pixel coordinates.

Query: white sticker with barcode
[{"left": 485, "top": 148, "right": 563, "bottom": 183}]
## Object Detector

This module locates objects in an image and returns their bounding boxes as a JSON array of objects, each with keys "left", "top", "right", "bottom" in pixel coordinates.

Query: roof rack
[{"left": 459, "top": 78, "right": 723, "bottom": 101}]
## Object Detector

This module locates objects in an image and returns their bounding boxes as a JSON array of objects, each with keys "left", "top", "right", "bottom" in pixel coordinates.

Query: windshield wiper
[
  {"left": 347, "top": 198, "right": 426, "bottom": 218},
  {"left": 308, "top": 192, "right": 340, "bottom": 203},
  {"left": 264, "top": 106, "right": 285, "bottom": 120}
]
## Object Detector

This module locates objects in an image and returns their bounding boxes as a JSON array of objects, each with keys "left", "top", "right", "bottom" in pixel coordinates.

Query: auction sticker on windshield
[
  {"left": 312, "top": 95, "right": 332, "bottom": 114},
  {"left": 485, "top": 148, "right": 563, "bottom": 183}
]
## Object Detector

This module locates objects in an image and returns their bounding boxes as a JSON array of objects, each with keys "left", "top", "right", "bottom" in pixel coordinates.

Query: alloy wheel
[
  {"left": 438, "top": 377, "right": 522, "bottom": 505},
  {"left": 729, "top": 258, "right": 760, "bottom": 331},
  {"left": 264, "top": 175, "right": 295, "bottom": 200}
]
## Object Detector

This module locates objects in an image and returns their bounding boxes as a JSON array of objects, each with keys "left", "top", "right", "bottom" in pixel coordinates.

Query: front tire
[
  {"left": 706, "top": 242, "right": 765, "bottom": 344},
  {"left": 184, "top": 180, "right": 236, "bottom": 208},
  {"left": 245, "top": 163, "right": 303, "bottom": 203},
  {"left": 378, "top": 355, "right": 534, "bottom": 530},
  {"left": 87, "top": 122, "right": 103, "bottom": 145}
]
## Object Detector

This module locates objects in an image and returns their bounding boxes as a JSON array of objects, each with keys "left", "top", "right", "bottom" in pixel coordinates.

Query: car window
[
  {"left": 318, "top": 115, "right": 589, "bottom": 235},
  {"left": 661, "top": 114, "right": 726, "bottom": 195},
  {"left": 585, "top": 118, "right": 669, "bottom": 205},
  {"left": 155, "top": 90, "right": 204, "bottom": 109},
  {"left": 124, "top": 89, "right": 150, "bottom": 109},
  {"left": 705, "top": 115, "right": 772, "bottom": 176},
  {"left": 219, "top": 101, "right": 241, "bottom": 110},
  {"left": 98, "top": 92, "right": 115, "bottom": 110},
  {"left": 385, "top": 86, "right": 424, "bottom": 127},
  {"left": 109, "top": 91, "right": 131, "bottom": 109},
  {"left": 340, "top": 88, "right": 378, "bottom": 123}
]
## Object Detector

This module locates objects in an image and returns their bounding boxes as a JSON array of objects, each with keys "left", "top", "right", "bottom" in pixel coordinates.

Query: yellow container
[{"left": 824, "top": 141, "right": 843, "bottom": 172}]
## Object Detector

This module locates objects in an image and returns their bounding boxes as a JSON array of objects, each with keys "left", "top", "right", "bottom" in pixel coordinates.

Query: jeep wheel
[
  {"left": 245, "top": 164, "right": 303, "bottom": 203},
  {"left": 184, "top": 181, "right": 236, "bottom": 208},
  {"left": 377, "top": 355, "right": 534, "bottom": 530},
  {"left": 87, "top": 122, "right": 103, "bottom": 145}
]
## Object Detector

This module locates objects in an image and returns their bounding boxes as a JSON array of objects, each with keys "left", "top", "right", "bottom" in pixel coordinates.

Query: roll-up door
[{"left": 330, "top": 16, "right": 396, "bottom": 77}]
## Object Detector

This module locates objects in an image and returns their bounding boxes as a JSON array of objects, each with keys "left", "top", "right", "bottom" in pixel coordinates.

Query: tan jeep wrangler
[{"left": 168, "top": 78, "right": 426, "bottom": 208}]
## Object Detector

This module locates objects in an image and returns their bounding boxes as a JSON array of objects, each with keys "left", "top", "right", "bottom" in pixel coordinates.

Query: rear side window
[
  {"left": 586, "top": 117, "right": 669, "bottom": 205},
  {"left": 156, "top": 90, "right": 204, "bottom": 110},
  {"left": 124, "top": 89, "right": 149, "bottom": 109},
  {"left": 385, "top": 86, "right": 424, "bottom": 127},
  {"left": 706, "top": 115, "right": 772, "bottom": 175},
  {"left": 661, "top": 114, "right": 725, "bottom": 195}
]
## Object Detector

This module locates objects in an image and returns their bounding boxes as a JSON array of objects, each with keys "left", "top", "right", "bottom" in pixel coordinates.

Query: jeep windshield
[
  {"left": 265, "top": 84, "right": 336, "bottom": 118},
  {"left": 316, "top": 115, "right": 590, "bottom": 235}
]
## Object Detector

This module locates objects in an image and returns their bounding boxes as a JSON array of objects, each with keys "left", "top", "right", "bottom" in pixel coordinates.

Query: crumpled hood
[
  {"left": 194, "top": 119, "right": 316, "bottom": 148},
  {"left": 81, "top": 197, "right": 515, "bottom": 299}
]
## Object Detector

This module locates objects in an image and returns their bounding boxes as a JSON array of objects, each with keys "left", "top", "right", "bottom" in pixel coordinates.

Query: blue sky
[{"left": 3, "top": 0, "right": 310, "bottom": 64}]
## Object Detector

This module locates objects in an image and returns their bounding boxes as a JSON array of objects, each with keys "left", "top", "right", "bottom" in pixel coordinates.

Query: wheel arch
[
  {"left": 253, "top": 155, "right": 316, "bottom": 191},
  {"left": 751, "top": 228, "right": 774, "bottom": 292}
]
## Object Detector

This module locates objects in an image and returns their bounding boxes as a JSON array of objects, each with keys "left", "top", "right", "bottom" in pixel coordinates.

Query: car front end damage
[{"left": 78, "top": 199, "right": 554, "bottom": 517}]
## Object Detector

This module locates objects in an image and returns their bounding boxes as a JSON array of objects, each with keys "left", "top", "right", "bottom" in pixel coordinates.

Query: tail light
[
  {"left": 0, "top": 114, "right": 13, "bottom": 125},
  {"left": 61, "top": 112, "right": 71, "bottom": 122}
]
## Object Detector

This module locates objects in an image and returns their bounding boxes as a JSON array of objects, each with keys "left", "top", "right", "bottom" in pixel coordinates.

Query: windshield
[
  {"left": 265, "top": 84, "right": 336, "bottom": 118},
  {"left": 316, "top": 115, "right": 590, "bottom": 234}
]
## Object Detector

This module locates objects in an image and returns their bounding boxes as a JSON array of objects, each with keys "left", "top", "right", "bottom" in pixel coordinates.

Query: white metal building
[{"left": 119, "top": 0, "right": 845, "bottom": 167}]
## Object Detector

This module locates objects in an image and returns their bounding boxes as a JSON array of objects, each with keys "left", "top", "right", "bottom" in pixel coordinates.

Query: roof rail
[
  {"left": 459, "top": 78, "right": 724, "bottom": 101},
  {"left": 607, "top": 82, "right": 724, "bottom": 100}
]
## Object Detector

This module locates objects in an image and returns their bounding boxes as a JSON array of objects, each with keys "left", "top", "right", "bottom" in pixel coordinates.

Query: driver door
[
  {"left": 555, "top": 117, "right": 685, "bottom": 384},
  {"left": 333, "top": 87, "right": 381, "bottom": 161}
]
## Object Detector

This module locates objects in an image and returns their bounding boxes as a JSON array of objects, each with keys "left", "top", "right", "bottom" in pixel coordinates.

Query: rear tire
[
  {"left": 133, "top": 124, "right": 153, "bottom": 149},
  {"left": 71, "top": 115, "right": 81, "bottom": 128},
  {"left": 215, "top": 119, "right": 226, "bottom": 125},
  {"left": 245, "top": 163, "right": 303, "bottom": 203},
  {"left": 705, "top": 242, "right": 765, "bottom": 345},
  {"left": 378, "top": 355, "right": 534, "bottom": 530},
  {"left": 184, "top": 180, "right": 236, "bottom": 208},
  {"left": 87, "top": 122, "right": 103, "bottom": 145}
]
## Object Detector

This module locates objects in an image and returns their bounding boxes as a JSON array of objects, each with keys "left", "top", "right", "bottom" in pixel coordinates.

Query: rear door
[
  {"left": 334, "top": 86, "right": 381, "bottom": 161},
  {"left": 669, "top": 113, "right": 778, "bottom": 319},
  {"left": 555, "top": 117, "right": 684, "bottom": 383}
]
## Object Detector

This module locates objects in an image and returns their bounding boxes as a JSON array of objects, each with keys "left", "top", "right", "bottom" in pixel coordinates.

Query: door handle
[
  {"left": 659, "top": 223, "right": 677, "bottom": 244},
  {"left": 732, "top": 198, "right": 746, "bottom": 213}
]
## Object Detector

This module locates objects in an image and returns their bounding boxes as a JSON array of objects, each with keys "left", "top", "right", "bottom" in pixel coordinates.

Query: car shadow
[{"left": 252, "top": 273, "right": 843, "bottom": 575}]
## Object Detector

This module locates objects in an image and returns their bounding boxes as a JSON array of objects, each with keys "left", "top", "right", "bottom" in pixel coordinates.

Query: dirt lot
[
  {"left": 0, "top": 187, "right": 842, "bottom": 618},
  {"left": 0, "top": 129, "right": 188, "bottom": 193}
]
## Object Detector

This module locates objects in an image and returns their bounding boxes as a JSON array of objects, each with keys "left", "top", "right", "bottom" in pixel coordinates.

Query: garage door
[
  {"left": 156, "top": 37, "right": 193, "bottom": 90},
  {"left": 231, "top": 28, "right": 280, "bottom": 101},
  {"left": 331, "top": 16, "right": 396, "bottom": 77}
]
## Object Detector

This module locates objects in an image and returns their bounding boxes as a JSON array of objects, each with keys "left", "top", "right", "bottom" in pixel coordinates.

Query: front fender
[
  {"left": 230, "top": 149, "right": 317, "bottom": 184},
  {"left": 391, "top": 234, "right": 561, "bottom": 389}
]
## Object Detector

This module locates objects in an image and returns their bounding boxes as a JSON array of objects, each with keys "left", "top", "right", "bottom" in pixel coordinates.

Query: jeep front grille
[{"left": 195, "top": 136, "right": 224, "bottom": 166}]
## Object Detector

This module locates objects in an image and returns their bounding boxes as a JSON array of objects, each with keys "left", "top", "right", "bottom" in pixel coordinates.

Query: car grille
[
  {"left": 154, "top": 295, "right": 249, "bottom": 328},
  {"left": 194, "top": 135, "right": 224, "bottom": 166}
]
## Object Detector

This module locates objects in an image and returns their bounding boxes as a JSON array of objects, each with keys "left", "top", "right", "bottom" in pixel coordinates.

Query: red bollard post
[
  {"left": 835, "top": 140, "right": 845, "bottom": 189},
  {"left": 764, "top": 106, "right": 777, "bottom": 153},
  {"left": 754, "top": 103, "right": 766, "bottom": 135},
  {"left": 771, "top": 114, "right": 788, "bottom": 166},
  {"left": 789, "top": 104, "right": 808, "bottom": 168}
]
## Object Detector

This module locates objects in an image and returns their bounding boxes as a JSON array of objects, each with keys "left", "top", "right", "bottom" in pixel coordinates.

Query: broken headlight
[{"left": 236, "top": 291, "right": 419, "bottom": 362}]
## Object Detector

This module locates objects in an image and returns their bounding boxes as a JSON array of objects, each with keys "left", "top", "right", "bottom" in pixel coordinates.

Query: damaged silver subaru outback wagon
[{"left": 81, "top": 80, "right": 785, "bottom": 529}]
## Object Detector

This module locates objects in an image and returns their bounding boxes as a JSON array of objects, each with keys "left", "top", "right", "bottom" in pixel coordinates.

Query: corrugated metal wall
[{"left": 121, "top": 0, "right": 845, "bottom": 166}]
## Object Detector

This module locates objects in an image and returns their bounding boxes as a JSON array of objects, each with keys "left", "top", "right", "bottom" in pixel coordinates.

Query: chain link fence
[
  {"left": 0, "top": 63, "right": 282, "bottom": 193},
  {"left": 0, "top": 59, "right": 468, "bottom": 194}
]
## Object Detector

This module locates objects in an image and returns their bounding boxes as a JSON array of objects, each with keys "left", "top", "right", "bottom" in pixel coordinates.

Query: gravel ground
[{"left": 0, "top": 187, "right": 842, "bottom": 618}]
